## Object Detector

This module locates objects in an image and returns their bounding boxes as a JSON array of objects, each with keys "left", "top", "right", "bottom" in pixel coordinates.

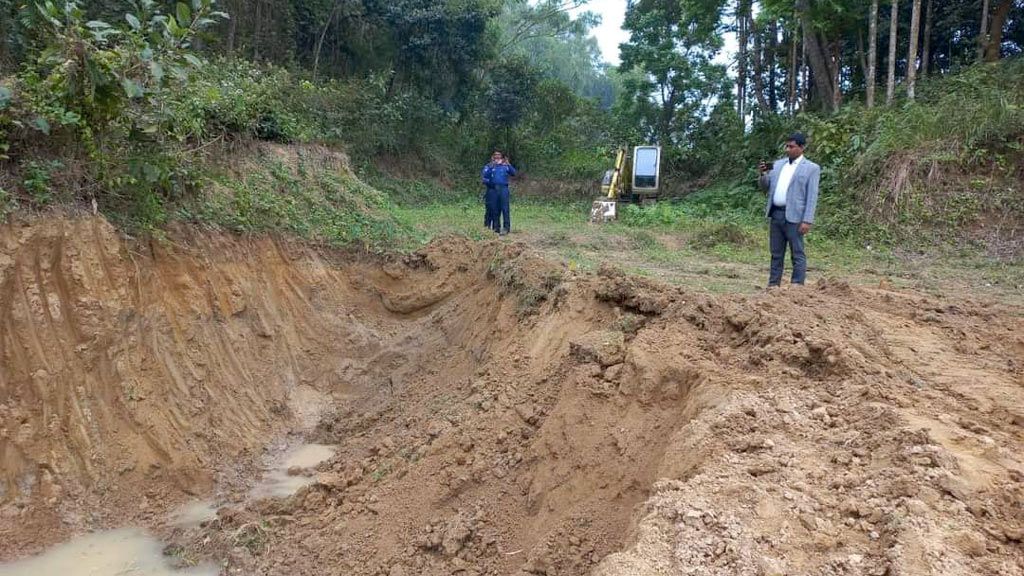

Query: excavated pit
[{"left": 1, "top": 216, "right": 1023, "bottom": 576}]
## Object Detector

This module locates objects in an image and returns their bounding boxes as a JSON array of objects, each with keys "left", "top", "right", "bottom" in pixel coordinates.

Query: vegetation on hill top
[{"left": 0, "top": 0, "right": 1021, "bottom": 256}]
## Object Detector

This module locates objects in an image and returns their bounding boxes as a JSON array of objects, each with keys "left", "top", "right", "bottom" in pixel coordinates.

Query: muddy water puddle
[
  {"left": 249, "top": 443, "right": 336, "bottom": 500},
  {"left": 167, "top": 442, "right": 337, "bottom": 526},
  {"left": 0, "top": 528, "right": 218, "bottom": 576},
  {"left": 168, "top": 500, "right": 219, "bottom": 528},
  {"left": 1, "top": 442, "right": 336, "bottom": 574}
]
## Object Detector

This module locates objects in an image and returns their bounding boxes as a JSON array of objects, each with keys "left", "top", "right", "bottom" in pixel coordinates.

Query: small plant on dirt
[
  {"left": 20, "top": 159, "right": 63, "bottom": 206},
  {"left": 9, "top": 0, "right": 226, "bottom": 230},
  {"left": 615, "top": 313, "right": 646, "bottom": 336},
  {"left": 0, "top": 187, "right": 14, "bottom": 215},
  {"left": 490, "top": 254, "right": 565, "bottom": 318},
  {"left": 162, "top": 543, "right": 198, "bottom": 568},
  {"left": 539, "top": 229, "right": 571, "bottom": 248},
  {"left": 233, "top": 519, "right": 271, "bottom": 556},
  {"left": 372, "top": 463, "right": 392, "bottom": 482}
]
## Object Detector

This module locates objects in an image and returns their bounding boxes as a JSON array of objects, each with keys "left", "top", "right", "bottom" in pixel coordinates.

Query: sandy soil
[{"left": 1, "top": 215, "right": 1022, "bottom": 575}]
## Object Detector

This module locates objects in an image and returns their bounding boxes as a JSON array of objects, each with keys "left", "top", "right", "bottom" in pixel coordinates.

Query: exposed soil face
[{"left": 1, "top": 216, "right": 1022, "bottom": 575}]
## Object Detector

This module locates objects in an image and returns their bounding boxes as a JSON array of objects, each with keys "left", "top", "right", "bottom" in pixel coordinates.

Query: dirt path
[{"left": 1, "top": 216, "right": 1022, "bottom": 575}]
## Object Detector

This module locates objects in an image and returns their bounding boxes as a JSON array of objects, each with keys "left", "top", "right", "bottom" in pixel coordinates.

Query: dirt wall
[
  {"left": 2, "top": 215, "right": 1023, "bottom": 576},
  {"left": 0, "top": 215, "right": 473, "bottom": 552}
]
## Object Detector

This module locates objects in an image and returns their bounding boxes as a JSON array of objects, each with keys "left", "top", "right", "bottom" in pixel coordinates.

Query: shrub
[{"left": 5, "top": 0, "right": 226, "bottom": 231}]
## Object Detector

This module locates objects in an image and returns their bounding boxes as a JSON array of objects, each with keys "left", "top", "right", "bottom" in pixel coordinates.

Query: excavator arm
[
  {"left": 604, "top": 148, "right": 627, "bottom": 199},
  {"left": 592, "top": 147, "right": 630, "bottom": 222}
]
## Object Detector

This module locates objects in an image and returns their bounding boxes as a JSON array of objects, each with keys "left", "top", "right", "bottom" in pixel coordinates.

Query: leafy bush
[
  {"left": 661, "top": 59, "right": 1024, "bottom": 245},
  {"left": 23, "top": 0, "right": 227, "bottom": 143},
  {"left": 2, "top": 0, "right": 226, "bottom": 231},
  {"left": 20, "top": 159, "right": 63, "bottom": 206},
  {"left": 0, "top": 186, "right": 11, "bottom": 214},
  {"left": 801, "top": 59, "right": 1024, "bottom": 243}
]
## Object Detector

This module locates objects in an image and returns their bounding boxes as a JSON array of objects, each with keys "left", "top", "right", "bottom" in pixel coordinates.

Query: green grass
[
  {"left": 178, "top": 148, "right": 407, "bottom": 250},
  {"left": 392, "top": 196, "right": 592, "bottom": 245},
  {"left": 377, "top": 174, "right": 1022, "bottom": 304}
]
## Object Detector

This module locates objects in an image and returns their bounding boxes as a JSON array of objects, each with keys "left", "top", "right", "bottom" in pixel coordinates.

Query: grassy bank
[{"left": 375, "top": 174, "right": 1023, "bottom": 302}]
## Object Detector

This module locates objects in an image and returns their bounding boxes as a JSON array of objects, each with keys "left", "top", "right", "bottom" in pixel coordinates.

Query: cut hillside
[{"left": 1, "top": 214, "right": 1021, "bottom": 576}]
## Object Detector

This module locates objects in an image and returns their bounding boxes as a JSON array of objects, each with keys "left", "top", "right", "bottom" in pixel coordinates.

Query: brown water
[
  {"left": 0, "top": 528, "right": 218, "bottom": 576},
  {"left": 0, "top": 443, "right": 336, "bottom": 575},
  {"left": 249, "top": 443, "right": 336, "bottom": 500},
  {"left": 168, "top": 500, "right": 218, "bottom": 528}
]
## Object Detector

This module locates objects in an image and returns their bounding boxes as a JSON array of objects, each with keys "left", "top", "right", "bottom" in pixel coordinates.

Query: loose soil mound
[{"left": 1, "top": 216, "right": 1022, "bottom": 575}]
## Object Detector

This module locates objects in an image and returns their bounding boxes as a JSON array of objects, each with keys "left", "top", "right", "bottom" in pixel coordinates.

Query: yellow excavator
[{"left": 590, "top": 145, "right": 662, "bottom": 222}]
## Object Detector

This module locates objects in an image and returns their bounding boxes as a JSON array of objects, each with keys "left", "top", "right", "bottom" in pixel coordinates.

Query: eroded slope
[{"left": 1, "top": 216, "right": 1022, "bottom": 576}]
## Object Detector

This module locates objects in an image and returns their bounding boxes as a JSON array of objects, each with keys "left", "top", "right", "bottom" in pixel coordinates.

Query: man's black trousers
[{"left": 768, "top": 205, "right": 806, "bottom": 286}]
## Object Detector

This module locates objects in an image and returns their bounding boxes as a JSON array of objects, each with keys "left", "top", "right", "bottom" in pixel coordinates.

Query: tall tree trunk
[
  {"left": 796, "top": 4, "right": 837, "bottom": 111},
  {"left": 226, "top": 0, "right": 237, "bottom": 57},
  {"left": 313, "top": 0, "right": 341, "bottom": 82},
  {"left": 751, "top": 15, "right": 770, "bottom": 114},
  {"left": 800, "top": 31, "right": 809, "bottom": 110},
  {"left": 921, "top": 0, "right": 933, "bottom": 76},
  {"left": 985, "top": 0, "right": 1013, "bottom": 62},
  {"left": 769, "top": 21, "right": 778, "bottom": 113},
  {"left": 832, "top": 38, "right": 842, "bottom": 110},
  {"left": 907, "top": 0, "right": 922, "bottom": 99},
  {"left": 857, "top": 29, "right": 869, "bottom": 82},
  {"left": 977, "top": 0, "right": 990, "bottom": 62},
  {"left": 737, "top": 0, "right": 750, "bottom": 121},
  {"left": 253, "top": 0, "right": 261, "bottom": 61},
  {"left": 795, "top": 0, "right": 837, "bottom": 111},
  {"left": 886, "top": 0, "right": 898, "bottom": 105},
  {"left": 659, "top": 88, "right": 677, "bottom": 147},
  {"left": 867, "top": 0, "right": 879, "bottom": 107},
  {"left": 788, "top": 28, "right": 798, "bottom": 115}
]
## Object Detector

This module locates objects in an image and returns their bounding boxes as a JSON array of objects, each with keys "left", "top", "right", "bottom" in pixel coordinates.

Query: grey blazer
[{"left": 758, "top": 157, "right": 821, "bottom": 224}]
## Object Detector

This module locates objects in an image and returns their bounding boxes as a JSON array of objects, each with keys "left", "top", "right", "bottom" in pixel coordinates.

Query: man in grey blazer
[{"left": 758, "top": 133, "right": 820, "bottom": 286}]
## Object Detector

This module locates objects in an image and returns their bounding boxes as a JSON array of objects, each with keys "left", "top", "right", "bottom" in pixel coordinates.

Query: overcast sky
[
  {"left": 569, "top": 0, "right": 737, "bottom": 69},
  {"left": 570, "top": 0, "right": 629, "bottom": 65}
]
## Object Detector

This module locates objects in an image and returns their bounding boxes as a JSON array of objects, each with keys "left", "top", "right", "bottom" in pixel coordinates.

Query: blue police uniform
[
  {"left": 485, "top": 163, "right": 516, "bottom": 234},
  {"left": 481, "top": 163, "right": 497, "bottom": 229}
]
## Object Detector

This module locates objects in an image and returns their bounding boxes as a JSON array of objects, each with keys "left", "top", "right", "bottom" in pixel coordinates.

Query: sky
[
  {"left": 570, "top": 0, "right": 629, "bottom": 65},
  {"left": 569, "top": 0, "right": 737, "bottom": 69}
]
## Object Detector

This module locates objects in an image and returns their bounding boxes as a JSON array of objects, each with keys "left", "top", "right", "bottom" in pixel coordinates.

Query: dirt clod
[{"left": 569, "top": 330, "right": 626, "bottom": 367}]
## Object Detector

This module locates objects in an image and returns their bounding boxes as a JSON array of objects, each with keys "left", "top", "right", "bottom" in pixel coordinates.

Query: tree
[
  {"left": 985, "top": 0, "right": 1015, "bottom": 61},
  {"left": 497, "top": 0, "right": 592, "bottom": 53},
  {"left": 921, "top": 0, "right": 933, "bottom": 77},
  {"left": 312, "top": 0, "right": 341, "bottom": 82},
  {"left": 750, "top": 15, "right": 770, "bottom": 115},
  {"left": 497, "top": 1, "right": 612, "bottom": 104},
  {"left": 619, "top": 0, "right": 729, "bottom": 145},
  {"left": 886, "top": 0, "right": 897, "bottom": 105},
  {"left": 867, "top": 0, "right": 879, "bottom": 106},
  {"left": 737, "top": 0, "right": 750, "bottom": 120},
  {"left": 907, "top": 0, "right": 922, "bottom": 99},
  {"left": 787, "top": 27, "right": 798, "bottom": 115},
  {"left": 795, "top": 0, "right": 837, "bottom": 111},
  {"left": 978, "top": 0, "right": 991, "bottom": 61},
  {"left": 487, "top": 56, "right": 538, "bottom": 151},
  {"left": 768, "top": 21, "right": 778, "bottom": 112}
]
